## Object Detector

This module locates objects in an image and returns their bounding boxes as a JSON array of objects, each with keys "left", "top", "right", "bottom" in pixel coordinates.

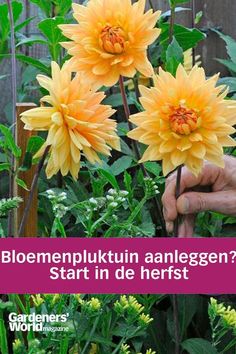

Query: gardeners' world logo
[{"left": 8, "top": 313, "right": 69, "bottom": 332}]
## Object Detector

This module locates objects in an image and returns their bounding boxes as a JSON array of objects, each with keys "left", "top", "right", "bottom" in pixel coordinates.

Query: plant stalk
[
  {"left": 6, "top": 0, "right": 17, "bottom": 237},
  {"left": 169, "top": 4, "right": 176, "bottom": 43},
  {"left": 191, "top": 0, "right": 196, "bottom": 66},
  {"left": 173, "top": 165, "right": 182, "bottom": 237},
  {"left": 119, "top": 75, "right": 142, "bottom": 162},
  {"left": 148, "top": 0, "right": 155, "bottom": 11},
  {"left": 18, "top": 146, "right": 50, "bottom": 237},
  {"left": 173, "top": 294, "right": 180, "bottom": 354},
  {"left": 119, "top": 76, "right": 167, "bottom": 236}
]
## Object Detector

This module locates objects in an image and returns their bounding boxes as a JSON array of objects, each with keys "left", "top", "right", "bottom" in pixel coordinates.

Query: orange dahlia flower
[
  {"left": 128, "top": 64, "right": 236, "bottom": 176},
  {"left": 59, "top": 0, "right": 161, "bottom": 87},
  {"left": 21, "top": 62, "right": 120, "bottom": 179}
]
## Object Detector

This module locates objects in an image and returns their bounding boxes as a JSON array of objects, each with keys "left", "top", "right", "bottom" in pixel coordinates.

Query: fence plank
[{"left": 14, "top": 103, "right": 38, "bottom": 237}]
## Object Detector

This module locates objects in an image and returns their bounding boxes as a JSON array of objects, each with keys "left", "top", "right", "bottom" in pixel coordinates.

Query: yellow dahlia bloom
[
  {"left": 59, "top": 0, "right": 161, "bottom": 87},
  {"left": 21, "top": 62, "right": 120, "bottom": 180},
  {"left": 128, "top": 64, "right": 236, "bottom": 176}
]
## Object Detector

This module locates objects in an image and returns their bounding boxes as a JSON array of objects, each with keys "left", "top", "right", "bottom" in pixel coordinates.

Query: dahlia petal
[
  {"left": 205, "top": 153, "right": 225, "bottom": 169},
  {"left": 190, "top": 143, "right": 206, "bottom": 159},
  {"left": 83, "top": 147, "right": 101, "bottom": 164},
  {"left": 177, "top": 138, "right": 192, "bottom": 151},
  {"left": 139, "top": 145, "right": 162, "bottom": 162},
  {"left": 70, "top": 141, "right": 81, "bottom": 163},
  {"left": 37, "top": 75, "right": 53, "bottom": 92},
  {"left": 159, "top": 140, "right": 176, "bottom": 153},
  {"left": 171, "top": 150, "right": 187, "bottom": 166},
  {"left": 46, "top": 155, "right": 59, "bottom": 179},
  {"left": 185, "top": 156, "right": 203, "bottom": 177},
  {"left": 218, "top": 136, "right": 236, "bottom": 147},
  {"left": 92, "top": 62, "right": 110, "bottom": 75},
  {"left": 162, "top": 157, "right": 175, "bottom": 176}
]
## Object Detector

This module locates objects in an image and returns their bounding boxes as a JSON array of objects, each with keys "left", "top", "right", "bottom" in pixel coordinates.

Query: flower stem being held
[
  {"left": 173, "top": 165, "right": 183, "bottom": 237},
  {"left": 119, "top": 76, "right": 167, "bottom": 236},
  {"left": 119, "top": 75, "right": 142, "bottom": 162},
  {"left": 18, "top": 146, "right": 50, "bottom": 237}
]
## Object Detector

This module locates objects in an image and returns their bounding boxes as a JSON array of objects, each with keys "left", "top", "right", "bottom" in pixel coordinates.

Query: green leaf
[
  {"left": 103, "top": 93, "right": 132, "bottom": 107},
  {"left": 195, "top": 11, "right": 203, "bottom": 25},
  {"left": 38, "top": 17, "right": 68, "bottom": 60},
  {"left": 0, "top": 75, "right": 9, "bottom": 80},
  {"left": 161, "top": 7, "right": 191, "bottom": 19},
  {"left": 16, "top": 178, "right": 29, "bottom": 191},
  {"left": 98, "top": 169, "right": 119, "bottom": 190},
  {"left": 169, "top": 0, "right": 190, "bottom": 6},
  {"left": 15, "top": 54, "right": 50, "bottom": 74},
  {"left": 28, "top": 0, "right": 51, "bottom": 17},
  {"left": 110, "top": 156, "right": 133, "bottom": 176},
  {"left": 15, "top": 16, "right": 35, "bottom": 32},
  {"left": 124, "top": 171, "right": 132, "bottom": 194},
  {"left": 213, "top": 29, "right": 236, "bottom": 63},
  {"left": 216, "top": 58, "right": 236, "bottom": 74},
  {"left": 0, "top": 124, "right": 21, "bottom": 158},
  {"left": 16, "top": 35, "right": 48, "bottom": 48},
  {"left": 20, "top": 152, "right": 33, "bottom": 171},
  {"left": 0, "top": 4, "right": 10, "bottom": 42},
  {"left": 165, "top": 37, "right": 183, "bottom": 75},
  {"left": 12, "top": 1, "right": 23, "bottom": 23},
  {"left": 218, "top": 77, "right": 236, "bottom": 93},
  {"left": 59, "top": 336, "right": 69, "bottom": 354},
  {"left": 144, "top": 162, "right": 162, "bottom": 177},
  {"left": 160, "top": 23, "right": 205, "bottom": 52},
  {"left": 54, "top": 0, "right": 72, "bottom": 16},
  {"left": 0, "top": 163, "right": 11, "bottom": 172},
  {"left": 26, "top": 136, "right": 45, "bottom": 155},
  {"left": 181, "top": 339, "right": 218, "bottom": 354},
  {"left": 20, "top": 136, "right": 45, "bottom": 171}
]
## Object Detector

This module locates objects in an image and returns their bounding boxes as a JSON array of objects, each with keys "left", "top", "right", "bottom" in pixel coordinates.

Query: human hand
[{"left": 162, "top": 155, "right": 236, "bottom": 237}]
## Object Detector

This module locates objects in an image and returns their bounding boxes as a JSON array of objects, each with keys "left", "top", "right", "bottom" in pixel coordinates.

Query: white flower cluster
[
  {"left": 106, "top": 189, "right": 129, "bottom": 210},
  {"left": 46, "top": 190, "right": 69, "bottom": 219},
  {"left": 144, "top": 177, "right": 159, "bottom": 198}
]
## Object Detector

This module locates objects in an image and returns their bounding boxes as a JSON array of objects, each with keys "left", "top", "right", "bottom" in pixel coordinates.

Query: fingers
[
  {"left": 162, "top": 163, "right": 222, "bottom": 224},
  {"left": 178, "top": 215, "right": 195, "bottom": 238},
  {"left": 177, "top": 190, "right": 236, "bottom": 216},
  {"left": 165, "top": 215, "right": 195, "bottom": 237}
]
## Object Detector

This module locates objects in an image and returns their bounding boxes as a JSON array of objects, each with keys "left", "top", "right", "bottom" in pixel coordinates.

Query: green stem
[
  {"left": 173, "top": 294, "right": 180, "bottom": 354},
  {"left": 18, "top": 145, "right": 50, "bottom": 236},
  {"left": 191, "top": 0, "right": 196, "bottom": 66},
  {"left": 169, "top": 4, "right": 176, "bottom": 43},
  {"left": 80, "top": 315, "right": 100, "bottom": 354},
  {"left": 119, "top": 75, "right": 142, "bottom": 163},
  {"left": 173, "top": 165, "right": 182, "bottom": 237},
  {"left": 221, "top": 337, "right": 236, "bottom": 352},
  {"left": 6, "top": 0, "right": 17, "bottom": 237},
  {"left": 25, "top": 295, "right": 35, "bottom": 341},
  {"left": 0, "top": 310, "right": 8, "bottom": 354},
  {"left": 148, "top": 0, "right": 155, "bottom": 10}
]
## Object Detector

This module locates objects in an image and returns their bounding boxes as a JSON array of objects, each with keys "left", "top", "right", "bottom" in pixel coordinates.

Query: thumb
[{"left": 177, "top": 191, "right": 236, "bottom": 215}]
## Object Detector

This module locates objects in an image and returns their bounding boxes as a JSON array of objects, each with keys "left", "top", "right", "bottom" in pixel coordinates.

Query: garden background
[{"left": 1, "top": 0, "right": 236, "bottom": 353}]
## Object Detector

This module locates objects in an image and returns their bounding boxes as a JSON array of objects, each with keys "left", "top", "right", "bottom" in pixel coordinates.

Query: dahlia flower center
[
  {"left": 100, "top": 26, "right": 126, "bottom": 54},
  {"left": 169, "top": 106, "right": 199, "bottom": 135}
]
